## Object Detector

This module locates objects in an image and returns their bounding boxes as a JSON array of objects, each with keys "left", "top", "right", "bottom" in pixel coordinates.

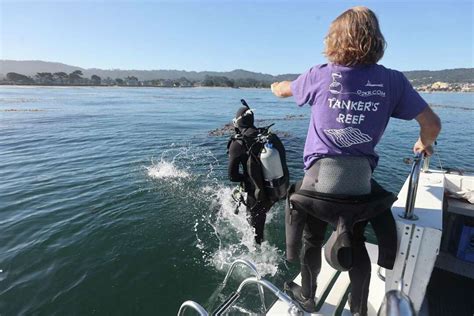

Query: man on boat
[{"left": 270, "top": 6, "right": 441, "bottom": 315}]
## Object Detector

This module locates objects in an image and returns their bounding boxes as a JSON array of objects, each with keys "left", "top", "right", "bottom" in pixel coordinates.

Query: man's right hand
[
  {"left": 413, "top": 138, "right": 433, "bottom": 156},
  {"left": 271, "top": 81, "right": 293, "bottom": 98},
  {"left": 414, "top": 106, "right": 441, "bottom": 157}
]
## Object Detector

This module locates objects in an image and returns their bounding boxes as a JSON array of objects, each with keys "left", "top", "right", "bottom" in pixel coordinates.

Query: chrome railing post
[
  {"left": 222, "top": 259, "right": 266, "bottom": 310},
  {"left": 422, "top": 156, "right": 430, "bottom": 173},
  {"left": 236, "top": 277, "right": 304, "bottom": 316},
  {"left": 399, "top": 153, "right": 423, "bottom": 220},
  {"left": 177, "top": 301, "right": 209, "bottom": 316},
  {"left": 222, "top": 259, "right": 259, "bottom": 286},
  {"left": 377, "top": 289, "right": 415, "bottom": 316}
]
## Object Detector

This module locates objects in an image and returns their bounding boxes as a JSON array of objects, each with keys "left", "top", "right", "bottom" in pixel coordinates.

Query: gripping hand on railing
[
  {"left": 414, "top": 106, "right": 441, "bottom": 157},
  {"left": 413, "top": 138, "right": 433, "bottom": 157}
]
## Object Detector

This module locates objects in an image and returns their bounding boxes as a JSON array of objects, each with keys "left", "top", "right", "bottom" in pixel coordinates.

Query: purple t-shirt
[{"left": 291, "top": 63, "right": 428, "bottom": 170}]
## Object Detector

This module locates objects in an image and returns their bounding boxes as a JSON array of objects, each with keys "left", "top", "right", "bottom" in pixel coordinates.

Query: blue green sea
[{"left": 0, "top": 87, "right": 472, "bottom": 315}]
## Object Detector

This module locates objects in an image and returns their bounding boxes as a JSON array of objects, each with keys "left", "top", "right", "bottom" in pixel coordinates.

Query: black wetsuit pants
[
  {"left": 301, "top": 209, "right": 395, "bottom": 315},
  {"left": 302, "top": 215, "right": 368, "bottom": 314},
  {"left": 246, "top": 194, "right": 273, "bottom": 244}
]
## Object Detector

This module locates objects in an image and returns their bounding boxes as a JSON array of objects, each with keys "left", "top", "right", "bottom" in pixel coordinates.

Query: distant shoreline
[
  {"left": 2, "top": 60, "right": 472, "bottom": 91},
  {"left": 0, "top": 84, "right": 265, "bottom": 90},
  {"left": 0, "top": 84, "right": 473, "bottom": 93}
]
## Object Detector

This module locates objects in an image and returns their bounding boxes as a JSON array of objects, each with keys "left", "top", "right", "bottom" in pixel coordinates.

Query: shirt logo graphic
[
  {"left": 329, "top": 72, "right": 343, "bottom": 94},
  {"left": 365, "top": 80, "right": 384, "bottom": 87},
  {"left": 324, "top": 127, "right": 373, "bottom": 147},
  {"left": 328, "top": 72, "right": 386, "bottom": 97}
]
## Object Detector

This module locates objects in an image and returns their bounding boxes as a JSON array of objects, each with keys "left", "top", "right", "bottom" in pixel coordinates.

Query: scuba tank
[
  {"left": 259, "top": 141, "right": 287, "bottom": 201},
  {"left": 260, "top": 142, "right": 284, "bottom": 183}
]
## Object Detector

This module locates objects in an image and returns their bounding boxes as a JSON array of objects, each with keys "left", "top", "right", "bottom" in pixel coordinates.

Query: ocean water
[{"left": 0, "top": 87, "right": 472, "bottom": 315}]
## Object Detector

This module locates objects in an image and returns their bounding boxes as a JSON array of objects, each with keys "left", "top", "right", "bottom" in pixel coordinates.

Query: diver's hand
[{"left": 413, "top": 138, "right": 433, "bottom": 156}]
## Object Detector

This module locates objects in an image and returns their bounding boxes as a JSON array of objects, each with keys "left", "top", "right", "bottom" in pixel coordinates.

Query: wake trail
[{"left": 144, "top": 145, "right": 282, "bottom": 277}]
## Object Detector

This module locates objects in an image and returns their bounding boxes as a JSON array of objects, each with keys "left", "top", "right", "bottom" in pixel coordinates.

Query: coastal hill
[
  {"left": 1, "top": 60, "right": 472, "bottom": 84},
  {"left": 405, "top": 69, "right": 474, "bottom": 85},
  {"left": 0, "top": 60, "right": 297, "bottom": 82}
]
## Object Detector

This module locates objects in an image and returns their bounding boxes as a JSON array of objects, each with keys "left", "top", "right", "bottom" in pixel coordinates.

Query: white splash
[
  {"left": 197, "top": 185, "right": 282, "bottom": 277},
  {"left": 146, "top": 160, "right": 190, "bottom": 179},
  {"left": 145, "top": 145, "right": 282, "bottom": 277}
]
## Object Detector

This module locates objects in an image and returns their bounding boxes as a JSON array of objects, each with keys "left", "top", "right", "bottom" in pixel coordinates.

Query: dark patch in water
[
  {"left": 208, "top": 114, "right": 306, "bottom": 137},
  {"left": 429, "top": 103, "right": 472, "bottom": 111},
  {"left": 2, "top": 109, "right": 45, "bottom": 112}
]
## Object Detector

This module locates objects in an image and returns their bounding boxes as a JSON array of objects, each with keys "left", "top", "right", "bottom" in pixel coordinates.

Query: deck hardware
[
  {"left": 378, "top": 286, "right": 415, "bottom": 316},
  {"left": 422, "top": 156, "right": 430, "bottom": 173},
  {"left": 236, "top": 277, "right": 304, "bottom": 316},
  {"left": 177, "top": 300, "right": 209, "bottom": 316},
  {"left": 377, "top": 266, "right": 386, "bottom": 282},
  {"left": 221, "top": 259, "right": 266, "bottom": 310},
  {"left": 213, "top": 292, "right": 240, "bottom": 315},
  {"left": 399, "top": 153, "right": 424, "bottom": 220},
  {"left": 214, "top": 277, "right": 303, "bottom": 315}
]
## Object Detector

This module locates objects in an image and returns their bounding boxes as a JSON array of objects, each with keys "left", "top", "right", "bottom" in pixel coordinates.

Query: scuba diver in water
[
  {"left": 227, "top": 100, "right": 289, "bottom": 244},
  {"left": 270, "top": 6, "right": 441, "bottom": 315}
]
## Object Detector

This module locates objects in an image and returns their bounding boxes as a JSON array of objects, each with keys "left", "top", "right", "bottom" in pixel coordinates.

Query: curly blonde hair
[{"left": 324, "top": 6, "right": 386, "bottom": 66}]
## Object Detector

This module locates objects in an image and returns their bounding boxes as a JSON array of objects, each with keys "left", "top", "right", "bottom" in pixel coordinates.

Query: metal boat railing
[
  {"left": 221, "top": 259, "right": 266, "bottom": 310},
  {"left": 237, "top": 278, "right": 302, "bottom": 315},
  {"left": 177, "top": 301, "right": 209, "bottom": 316},
  {"left": 178, "top": 259, "right": 303, "bottom": 315},
  {"left": 378, "top": 288, "right": 415, "bottom": 316},
  {"left": 214, "top": 277, "right": 302, "bottom": 316},
  {"left": 400, "top": 153, "right": 425, "bottom": 220}
]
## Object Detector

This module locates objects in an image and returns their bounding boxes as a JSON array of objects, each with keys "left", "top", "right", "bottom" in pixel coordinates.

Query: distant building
[
  {"left": 431, "top": 82, "right": 449, "bottom": 90},
  {"left": 125, "top": 76, "right": 139, "bottom": 86}
]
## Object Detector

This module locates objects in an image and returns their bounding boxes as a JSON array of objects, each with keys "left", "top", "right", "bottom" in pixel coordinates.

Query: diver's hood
[{"left": 234, "top": 106, "right": 255, "bottom": 129}]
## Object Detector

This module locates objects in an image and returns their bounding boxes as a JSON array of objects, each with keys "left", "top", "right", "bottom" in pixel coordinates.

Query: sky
[{"left": 0, "top": 0, "right": 473, "bottom": 74}]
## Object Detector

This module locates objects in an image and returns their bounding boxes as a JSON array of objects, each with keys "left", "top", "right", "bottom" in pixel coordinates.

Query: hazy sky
[{"left": 1, "top": 0, "right": 472, "bottom": 74}]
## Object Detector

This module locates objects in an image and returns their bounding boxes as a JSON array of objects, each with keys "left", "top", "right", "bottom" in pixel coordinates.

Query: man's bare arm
[
  {"left": 414, "top": 106, "right": 441, "bottom": 156},
  {"left": 271, "top": 81, "right": 293, "bottom": 98}
]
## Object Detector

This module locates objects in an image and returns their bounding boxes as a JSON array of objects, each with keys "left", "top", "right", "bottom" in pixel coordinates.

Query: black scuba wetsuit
[
  {"left": 287, "top": 157, "right": 397, "bottom": 316},
  {"left": 228, "top": 127, "right": 272, "bottom": 244}
]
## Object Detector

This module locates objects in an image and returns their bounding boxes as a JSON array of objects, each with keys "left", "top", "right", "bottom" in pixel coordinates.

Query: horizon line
[{"left": 1, "top": 59, "right": 473, "bottom": 75}]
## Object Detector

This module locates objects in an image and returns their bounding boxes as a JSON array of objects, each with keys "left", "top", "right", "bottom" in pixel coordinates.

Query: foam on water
[
  {"left": 146, "top": 160, "right": 190, "bottom": 180},
  {"left": 145, "top": 145, "right": 282, "bottom": 280},
  {"left": 145, "top": 144, "right": 220, "bottom": 182},
  {"left": 196, "top": 185, "right": 282, "bottom": 277}
]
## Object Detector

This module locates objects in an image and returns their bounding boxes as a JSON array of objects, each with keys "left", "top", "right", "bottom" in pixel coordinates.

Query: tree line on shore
[
  {"left": 4, "top": 68, "right": 473, "bottom": 90},
  {"left": 2, "top": 71, "right": 271, "bottom": 88}
]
